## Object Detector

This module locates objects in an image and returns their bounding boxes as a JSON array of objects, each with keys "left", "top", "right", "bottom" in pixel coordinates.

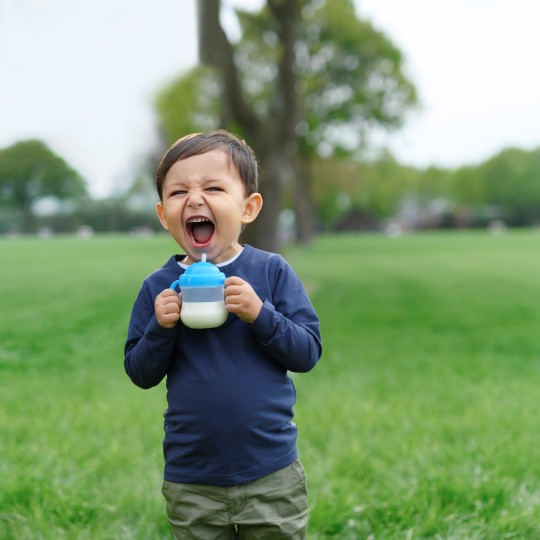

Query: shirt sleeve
[
  {"left": 249, "top": 256, "right": 322, "bottom": 373},
  {"left": 124, "top": 283, "right": 180, "bottom": 389}
]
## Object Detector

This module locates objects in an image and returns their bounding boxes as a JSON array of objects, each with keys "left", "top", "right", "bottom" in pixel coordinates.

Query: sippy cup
[{"left": 170, "top": 254, "right": 228, "bottom": 329}]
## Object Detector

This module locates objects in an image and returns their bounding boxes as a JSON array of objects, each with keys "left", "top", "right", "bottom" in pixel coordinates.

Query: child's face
[{"left": 156, "top": 149, "right": 262, "bottom": 265}]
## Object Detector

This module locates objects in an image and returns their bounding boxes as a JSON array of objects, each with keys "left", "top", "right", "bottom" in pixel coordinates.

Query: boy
[{"left": 124, "top": 130, "right": 322, "bottom": 539}]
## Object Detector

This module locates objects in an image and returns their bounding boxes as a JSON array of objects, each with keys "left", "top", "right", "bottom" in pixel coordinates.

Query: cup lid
[{"left": 179, "top": 256, "right": 225, "bottom": 287}]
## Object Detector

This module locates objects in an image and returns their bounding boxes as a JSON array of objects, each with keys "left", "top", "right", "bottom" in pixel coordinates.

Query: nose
[{"left": 187, "top": 191, "right": 204, "bottom": 208}]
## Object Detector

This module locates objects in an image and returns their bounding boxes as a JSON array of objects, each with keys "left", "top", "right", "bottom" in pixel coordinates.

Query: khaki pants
[{"left": 162, "top": 460, "right": 308, "bottom": 539}]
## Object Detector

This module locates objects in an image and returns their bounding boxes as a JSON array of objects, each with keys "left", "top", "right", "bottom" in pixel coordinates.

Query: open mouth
[{"left": 186, "top": 217, "right": 215, "bottom": 247}]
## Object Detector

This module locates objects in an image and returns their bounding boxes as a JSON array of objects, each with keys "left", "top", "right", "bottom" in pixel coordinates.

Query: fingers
[
  {"left": 161, "top": 288, "right": 182, "bottom": 301},
  {"left": 224, "top": 277, "right": 248, "bottom": 305},
  {"left": 155, "top": 289, "right": 181, "bottom": 328},
  {"left": 224, "top": 277, "right": 262, "bottom": 323},
  {"left": 224, "top": 276, "right": 244, "bottom": 287},
  {"left": 224, "top": 276, "right": 245, "bottom": 305}
]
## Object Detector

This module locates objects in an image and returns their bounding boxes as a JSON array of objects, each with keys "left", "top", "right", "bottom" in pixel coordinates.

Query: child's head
[
  {"left": 156, "top": 130, "right": 259, "bottom": 201},
  {"left": 155, "top": 130, "right": 263, "bottom": 264}
]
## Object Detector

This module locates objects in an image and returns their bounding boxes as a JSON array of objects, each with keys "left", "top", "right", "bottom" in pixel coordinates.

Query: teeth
[{"left": 188, "top": 218, "right": 211, "bottom": 224}]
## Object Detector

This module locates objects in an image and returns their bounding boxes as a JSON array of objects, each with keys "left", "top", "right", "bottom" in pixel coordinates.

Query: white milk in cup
[{"left": 170, "top": 254, "right": 227, "bottom": 329}]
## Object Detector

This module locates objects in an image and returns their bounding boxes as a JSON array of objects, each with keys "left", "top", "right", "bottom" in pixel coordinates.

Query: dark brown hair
[{"left": 155, "top": 129, "right": 259, "bottom": 200}]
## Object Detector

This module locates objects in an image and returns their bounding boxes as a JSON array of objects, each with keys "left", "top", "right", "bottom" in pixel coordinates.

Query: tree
[
  {"left": 158, "top": 0, "right": 417, "bottom": 250},
  {"left": 0, "top": 139, "right": 87, "bottom": 232},
  {"left": 478, "top": 147, "right": 540, "bottom": 225}
]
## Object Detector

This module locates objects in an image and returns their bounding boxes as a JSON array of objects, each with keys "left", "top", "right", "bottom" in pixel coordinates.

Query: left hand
[{"left": 224, "top": 276, "right": 263, "bottom": 323}]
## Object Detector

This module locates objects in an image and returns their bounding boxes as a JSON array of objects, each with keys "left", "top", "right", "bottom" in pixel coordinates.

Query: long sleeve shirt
[{"left": 124, "top": 244, "right": 322, "bottom": 485}]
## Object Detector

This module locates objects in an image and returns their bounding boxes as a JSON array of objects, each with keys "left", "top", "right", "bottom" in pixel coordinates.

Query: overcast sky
[{"left": 1, "top": 0, "right": 539, "bottom": 197}]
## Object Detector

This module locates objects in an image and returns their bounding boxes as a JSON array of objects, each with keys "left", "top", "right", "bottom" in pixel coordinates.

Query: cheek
[{"left": 157, "top": 201, "right": 183, "bottom": 231}]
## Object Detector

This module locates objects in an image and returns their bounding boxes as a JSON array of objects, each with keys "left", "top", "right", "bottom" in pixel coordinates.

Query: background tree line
[
  {"left": 1, "top": 0, "right": 540, "bottom": 239},
  {"left": 2, "top": 138, "right": 540, "bottom": 236}
]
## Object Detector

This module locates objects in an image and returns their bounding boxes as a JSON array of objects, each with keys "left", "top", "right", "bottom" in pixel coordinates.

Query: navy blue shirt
[{"left": 124, "top": 245, "right": 322, "bottom": 486}]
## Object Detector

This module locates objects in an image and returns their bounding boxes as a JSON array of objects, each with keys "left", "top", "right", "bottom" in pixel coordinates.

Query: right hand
[{"left": 155, "top": 289, "right": 182, "bottom": 328}]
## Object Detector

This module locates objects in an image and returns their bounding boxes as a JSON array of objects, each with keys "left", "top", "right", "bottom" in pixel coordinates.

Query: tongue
[{"left": 192, "top": 222, "right": 214, "bottom": 244}]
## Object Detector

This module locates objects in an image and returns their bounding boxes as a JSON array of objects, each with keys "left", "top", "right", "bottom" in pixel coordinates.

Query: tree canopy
[
  {"left": 0, "top": 139, "right": 87, "bottom": 232},
  {"left": 155, "top": 0, "right": 417, "bottom": 250}
]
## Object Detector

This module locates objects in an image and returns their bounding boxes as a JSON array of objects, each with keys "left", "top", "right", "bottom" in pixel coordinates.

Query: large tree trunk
[
  {"left": 197, "top": 0, "right": 301, "bottom": 253},
  {"left": 271, "top": 0, "right": 315, "bottom": 245},
  {"left": 21, "top": 202, "right": 36, "bottom": 233},
  {"left": 240, "top": 134, "right": 284, "bottom": 253}
]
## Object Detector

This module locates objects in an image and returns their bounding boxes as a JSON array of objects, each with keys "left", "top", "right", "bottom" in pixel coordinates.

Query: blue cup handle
[{"left": 170, "top": 279, "right": 180, "bottom": 292}]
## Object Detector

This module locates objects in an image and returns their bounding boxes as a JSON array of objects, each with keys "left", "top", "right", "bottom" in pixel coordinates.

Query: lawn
[{"left": 1, "top": 231, "right": 540, "bottom": 539}]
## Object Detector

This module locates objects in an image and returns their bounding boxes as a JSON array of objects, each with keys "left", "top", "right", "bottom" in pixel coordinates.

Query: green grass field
[{"left": 1, "top": 231, "right": 540, "bottom": 539}]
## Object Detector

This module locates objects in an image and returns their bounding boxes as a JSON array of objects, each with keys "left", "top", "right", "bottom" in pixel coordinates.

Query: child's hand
[
  {"left": 155, "top": 289, "right": 182, "bottom": 328},
  {"left": 225, "top": 276, "right": 263, "bottom": 323}
]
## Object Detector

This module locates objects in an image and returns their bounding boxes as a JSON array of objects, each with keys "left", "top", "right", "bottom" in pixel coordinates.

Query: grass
[{"left": 1, "top": 231, "right": 540, "bottom": 538}]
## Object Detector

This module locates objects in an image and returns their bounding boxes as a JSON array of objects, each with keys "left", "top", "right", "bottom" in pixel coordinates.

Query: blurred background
[{"left": 2, "top": 0, "right": 540, "bottom": 248}]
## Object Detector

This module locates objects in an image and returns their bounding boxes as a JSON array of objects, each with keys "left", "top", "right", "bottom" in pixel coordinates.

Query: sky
[{"left": 1, "top": 0, "right": 540, "bottom": 198}]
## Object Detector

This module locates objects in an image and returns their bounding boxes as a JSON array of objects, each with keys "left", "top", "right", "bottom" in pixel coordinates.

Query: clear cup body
[
  {"left": 180, "top": 285, "right": 227, "bottom": 329},
  {"left": 181, "top": 285, "right": 224, "bottom": 303}
]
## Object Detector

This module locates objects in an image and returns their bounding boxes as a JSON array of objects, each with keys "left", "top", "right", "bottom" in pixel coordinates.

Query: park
[
  {"left": 1, "top": 230, "right": 540, "bottom": 538},
  {"left": 2, "top": 0, "right": 540, "bottom": 538}
]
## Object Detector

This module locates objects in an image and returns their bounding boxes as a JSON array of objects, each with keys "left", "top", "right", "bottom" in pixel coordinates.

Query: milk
[{"left": 181, "top": 301, "right": 228, "bottom": 329}]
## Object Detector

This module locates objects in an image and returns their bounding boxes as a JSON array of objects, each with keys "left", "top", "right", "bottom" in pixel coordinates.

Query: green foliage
[
  {"left": 2, "top": 232, "right": 540, "bottom": 538},
  {"left": 451, "top": 164, "right": 486, "bottom": 206},
  {"left": 237, "top": 0, "right": 417, "bottom": 157},
  {"left": 311, "top": 145, "right": 540, "bottom": 229},
  {"left": 0, "top": 139, "right": 87, "bottom": 232},
  {"left": 0, "top": 140, "right": 87, "bottom": 207},
  {"left": 294, "top": 0, "right": 417, "bottom": 156},
  {"left": 479, "top": 147, "right": 540, "bottom": 224},
  {"left": 449, "top": 147, "right": 540, "bottom": 225},
  {"left": 155, "top": 1, "right": 416, "bottom": 156},
  {"left": 312, "top": 152, "right": 423, "bottom": 226},
  {"left": 155, "top": 66, "right": 221, "bottom": 145},
  {"left": 155, "top": 0, "right": 417, "bottom": 247}
]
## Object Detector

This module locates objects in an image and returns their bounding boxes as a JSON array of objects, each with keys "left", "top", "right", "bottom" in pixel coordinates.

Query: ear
[
  {"left": 156, "top": 201, "right": 169, "bottom": 230},
  {"left": 241, "top": 192, "right": 263, "bottom": 225}
]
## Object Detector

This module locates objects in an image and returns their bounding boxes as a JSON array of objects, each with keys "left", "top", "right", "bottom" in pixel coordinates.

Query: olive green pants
[{"left": 162, "top": 460, "right": 308, "bottom": 539}]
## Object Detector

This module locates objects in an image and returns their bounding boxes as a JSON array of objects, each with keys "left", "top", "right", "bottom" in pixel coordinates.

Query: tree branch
[
  {"left": 267, "top": 0, "right": 300, "bottom": 144},
  {"left": 197, "top": 0, "right": 259, "bottom": 131}
]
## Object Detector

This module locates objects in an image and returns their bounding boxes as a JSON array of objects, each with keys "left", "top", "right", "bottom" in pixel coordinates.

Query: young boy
[{"left": 124, "top": 130, "right": 322, "bottom": 539}]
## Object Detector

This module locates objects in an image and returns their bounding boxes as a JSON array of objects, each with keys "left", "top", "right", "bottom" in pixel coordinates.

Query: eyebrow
[
  {"left": 164, "top": 177, "right": 230, "bottom": 190},
  {"left": 163, "top": 180, "right": 187, "bottom": 191},
  {"left": 165, "top": 179, "right": 186, "bottom": 187}
]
